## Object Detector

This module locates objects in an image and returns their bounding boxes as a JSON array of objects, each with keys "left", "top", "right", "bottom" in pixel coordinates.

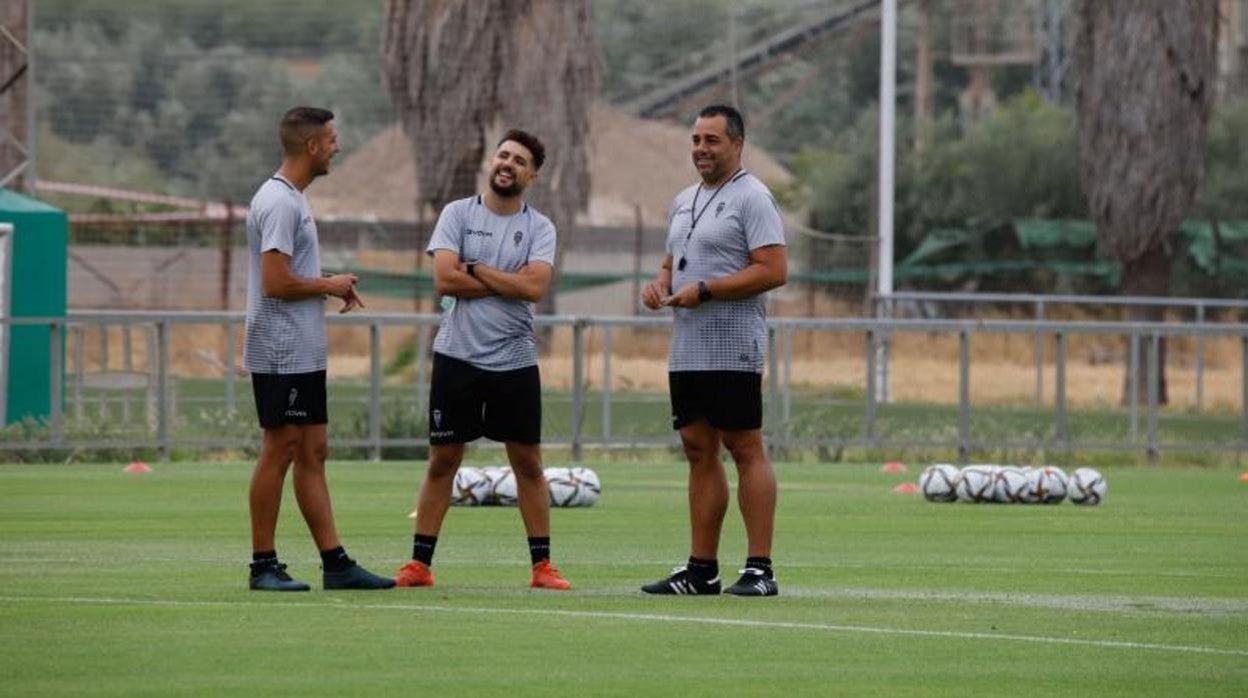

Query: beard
[{"left": 488, "top": 168, "right": 524, "bottom": 198}]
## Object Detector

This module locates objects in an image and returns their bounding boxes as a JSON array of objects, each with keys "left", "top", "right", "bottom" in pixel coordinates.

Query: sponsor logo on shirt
[{"left": 465, "top": 229, "right": 494, "bottom": 238}]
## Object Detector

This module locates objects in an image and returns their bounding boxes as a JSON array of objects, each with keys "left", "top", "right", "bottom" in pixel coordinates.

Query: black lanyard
[{"left": 678, "top": 168, "right": 747, "bottom": 270}]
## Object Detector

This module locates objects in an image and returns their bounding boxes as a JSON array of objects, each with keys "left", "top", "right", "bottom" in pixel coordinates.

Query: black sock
[
  {"left": 320, "top": 546, "right": 354, "bottom": 573},
  {"left": 745, "top": 556, "right": 773, "bottom": 579},
  {"left": 251, "top": 550, "right": 277, "bottom": 571},
  {"left": 687, "top": 556, "right": 718, "bottom": 580},
  {"left": 528, "top": 537, "right": 551, "bottom": 565},
  {"left": 412, "top": 534, "right": 438, "bottom": 566}
]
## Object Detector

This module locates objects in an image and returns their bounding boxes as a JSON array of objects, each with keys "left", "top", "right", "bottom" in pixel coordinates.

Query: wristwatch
[
  {"left": 697, "top": 280, "right": 712, "bottom": 303},
  {"left": 466, "top": 262, "right": 477, "bottom": 277}
]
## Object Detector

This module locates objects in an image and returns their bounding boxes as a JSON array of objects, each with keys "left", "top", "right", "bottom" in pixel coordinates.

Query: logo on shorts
[
  {"left": 715, "top": 201, "right": 726, "bottom": 217},
  {"left": 513, "top": 230, "right": 523, "bottom": 247},
  {"left": 432, "top": 409, "right": 442, "bottom": 429},
  {"left": 284, "top": 387, "right": 307, "bottom": 418}
]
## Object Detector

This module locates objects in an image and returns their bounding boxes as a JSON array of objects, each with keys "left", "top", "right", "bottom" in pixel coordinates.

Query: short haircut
[
  {"left": 280, "top": 106, "right": 334, "bottom": 155},
  {"left": 497, "top": 129, "right": 546, "bottom": 170},
  {"left": 698, "top": 104, "right": 745, "bottom": 142}
]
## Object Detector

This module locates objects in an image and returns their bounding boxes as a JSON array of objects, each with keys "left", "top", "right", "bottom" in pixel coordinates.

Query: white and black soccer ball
[
  {"left": 544, "top": 467, "right": 579, "bottom": 507},
  {"left": 1068, "top": 467, "right": 1107, "bottom": 506},
  {"left": 484, "top": 466, "right": 517, "bottom": 506},
  {"left": 450, "top": 466, "right": 492, "bottom": 506},
  {"left": 956, "top": 465, "right": 996, "bottom": 503},
  {"left": 991, "top": 466, "right": 1031, "bottom": 504},
  {"left": 567, "top": 467, "right": 601, "bottom": 507},
  {"left": 1027, "top": 466, "right": 1068, "bottom": 504},
  {"left": 919, "top": 464, "right": 959, "bottom": 502}
]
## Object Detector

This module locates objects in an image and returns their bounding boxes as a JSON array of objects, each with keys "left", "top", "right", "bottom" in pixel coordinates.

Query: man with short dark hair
[
  {"left": 243, "top": 106, "right": 394, "bottom": 591},
  {"left": 640, "top": 104, "right": 788, "bottom": 597},
  {"left": 394, "top": 129, "right": 571, "bottom": 591}
]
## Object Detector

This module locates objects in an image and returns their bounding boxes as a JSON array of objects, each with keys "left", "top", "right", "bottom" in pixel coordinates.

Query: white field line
[{"left": 0, "top": 594, "right": 1245, "bottom": 658}]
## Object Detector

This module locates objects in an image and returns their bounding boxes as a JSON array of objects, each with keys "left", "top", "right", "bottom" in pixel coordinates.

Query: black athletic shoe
[
  {"left": 723, "top": 567, "right": 779, "bottom": 597},
  {"left": 640, "top": 565, "right": 721, "bottom": 595},
  {"left": 249, "top": 561, "right": 311, "bottom": 592},
  {"left": 323, "top": 562, "right": 397, "bottom": 590}
]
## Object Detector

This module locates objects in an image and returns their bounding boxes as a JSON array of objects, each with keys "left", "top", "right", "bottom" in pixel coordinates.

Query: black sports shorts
[
  {"left": 251, "top": 370, "right": 328, "bottom": 430},
  {"left": 428, "top": 352, "right": 541, "bottom": 445},
  {"left": 669, "top": 370, "right": 763, "bottom": 431}
]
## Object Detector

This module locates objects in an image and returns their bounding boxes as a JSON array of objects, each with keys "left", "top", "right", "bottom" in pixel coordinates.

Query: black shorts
[
  {"left": 428, "top": 353, "right": 541, "bottom": 445},
  {"left": 669, "top": 370, "right": 763, "bottom": 431},
  {"left": 251, "top": 370, "right": 328, "bottom": 430}
]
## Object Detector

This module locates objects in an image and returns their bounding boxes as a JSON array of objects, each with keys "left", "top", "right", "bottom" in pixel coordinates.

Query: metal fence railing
[
  {"left": 2, "top": 310, "right": 1246, "bottom": 463},
  {"left": 878, "top": 291, "right": 1248, "bottom": 409}
]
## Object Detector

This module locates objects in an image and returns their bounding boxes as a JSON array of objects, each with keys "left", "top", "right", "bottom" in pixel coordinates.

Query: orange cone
[
  {"left": 892, "top": 482, "right": 919, "bottom": 494},
  {"left": 881, "top": 462, "right": 907, "bottom": 474},
  {"left": 123, "top": 461, "right": 151, "bottom": 474},
  {"left": 1239, "top": 472, "right": 1248, "bottom": 483}
]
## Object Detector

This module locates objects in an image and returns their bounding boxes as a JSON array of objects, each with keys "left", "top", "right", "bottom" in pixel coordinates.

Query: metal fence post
[
  {"left": 767, "top": 326, "right": 779, "bottom": 441},
  {"left": 1195, "top": 304, "right": 1205, "bottom": 411},
  {"left": 571, "top": 320, "right": 585, "bottom": 461},
  {"left": 782, "top": 324, "right": 793, "bottom": 435},
  {"left": 1128, "top": 330, "right": 1140, "bottom": 441},
  {"left": 156, "top": 319, "right": 170, "bottom": 461},
  {"left": 122, "top": 322, "right": 133, "bottom": 422},
  {"left": 73, "top": 324, "right": 83, "bottom": 422},
  {"left": 1034, "top": 300, "right": 1045, "bottom": 406},
  {"left": 1147, "top": 331, "right": 1160, "bottom": 461},
  {"left": 1054, "top": 331, "right": 1066, "bottom": 450},
  {"left": 1241, "top": 335, "right": 1247, "bottom": 450},
  {"left": 369, "top": 322, "right": 381, "bottom": 462},
  {"left": 865, "top": 330, "right": 877, "bottom": 447},
  {"left": 601, "top": 324, "right": 612, "bottom": 445},
  {"left": 959, "top": 329, "right": 970, "bottom": 461},
  {"left": 225, "top": 319, "right": 236, "bottom": 417},
  {"left": 415, "top": 322, "right": 430, "bottom": 414},
  {"left": 50, "top": 321, "right": 63, "bottom": 447}
]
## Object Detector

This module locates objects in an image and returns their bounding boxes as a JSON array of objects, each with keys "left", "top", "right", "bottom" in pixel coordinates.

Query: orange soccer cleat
[
  {"left": 394, "top": 560, "right": 435, "bottom": 588},
  {"left": 530, "top": 560, "right": 572, "bottom": 591}
]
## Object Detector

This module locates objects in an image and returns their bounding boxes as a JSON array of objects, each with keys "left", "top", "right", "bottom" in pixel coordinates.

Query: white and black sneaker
[
  {"left": 723, "top": 567, "right": 779, "bottom": 597},
  {"left": 640, "top": 565, "right": 722, "bottom": 595}
]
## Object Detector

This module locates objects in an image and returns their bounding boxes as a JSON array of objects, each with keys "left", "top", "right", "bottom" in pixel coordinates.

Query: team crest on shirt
[
  {"left": 513, "top": 230, "right": 523, "bottom": 247},
  {"left": 715, "top": 201, "right": 726, "bottom": 217}
]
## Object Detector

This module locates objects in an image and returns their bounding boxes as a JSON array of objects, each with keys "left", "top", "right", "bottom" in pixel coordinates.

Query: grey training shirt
[
  {"left": 665, "top": 171, "right": 786, "bottom": 373},
  {"left": 243, "top": 174, "right": 327, "bottom": 374},
  {"left": 427, "top": 195, "right": 557, "bottom": 371}
]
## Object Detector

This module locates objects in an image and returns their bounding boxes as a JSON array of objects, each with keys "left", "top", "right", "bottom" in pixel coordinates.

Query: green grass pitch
[{"left": 0, "top": 460, "right": 1245, "bottom": 696}]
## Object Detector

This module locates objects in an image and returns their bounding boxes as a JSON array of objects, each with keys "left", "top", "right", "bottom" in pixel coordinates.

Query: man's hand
[
  {"left": 323, "top": 273, "right": 359, "bottom": 299},
  {"left": 661, "top": 282, "right": 702, "bottom": 308},
  {"left": 641, "top": 280, "right": 669, "bottom": 310},
  {"left": 339, "top": 286, "right": 365, "bottom": 313}
]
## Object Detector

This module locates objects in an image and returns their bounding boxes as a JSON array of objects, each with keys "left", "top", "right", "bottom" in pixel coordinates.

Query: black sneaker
[
  {"left": 640, "top": 565, "right": 721, "bottom": 595},
  {"left": 323, "top": 562, "right": 397, "bottom": 590},
  {"left": 249, "top": 561, "right": 311, "bottom": 592},
  {"left": 723, "top": 567, "right": 779, "bottom": 597}
]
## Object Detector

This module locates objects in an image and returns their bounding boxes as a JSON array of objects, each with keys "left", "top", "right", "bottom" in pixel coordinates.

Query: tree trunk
[
  {"left": 1120, "top": 242, "right": 1170, "bottom": 405},
  {"left": 382, "top": 0, "right": 598, "bottom": 320},
  {"left": 1073, "top": 0, "right": 1218, "bottom": 406}
]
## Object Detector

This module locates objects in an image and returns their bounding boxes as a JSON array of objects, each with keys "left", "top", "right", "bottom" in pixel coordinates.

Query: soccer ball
[
  {"left": 567, "top": 467, "right": 601, "bottom": 507},
  {"left": 450, "top": 467, "right": 492, "bottom": 506},
  {"left": 484, "top": 466, "right": 517, "bottom": 506},
  {"left": 1027, "top": 466, "right": 1068, "bottom": 504},
  {"left": 956, "top": 465, "right": 996, "bottom": 503},
  {"left": 1068, "top": 467, "right": 1107, "bottom": 506},
  {"left": 544, "top": 467, "right": 579, "bottom": 507},
  {"left": 919, "top": 464, "right": 959, "bottom": 502},
  {"left": 991, "top": 466, "right": 1031, "bottom": 503}
]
